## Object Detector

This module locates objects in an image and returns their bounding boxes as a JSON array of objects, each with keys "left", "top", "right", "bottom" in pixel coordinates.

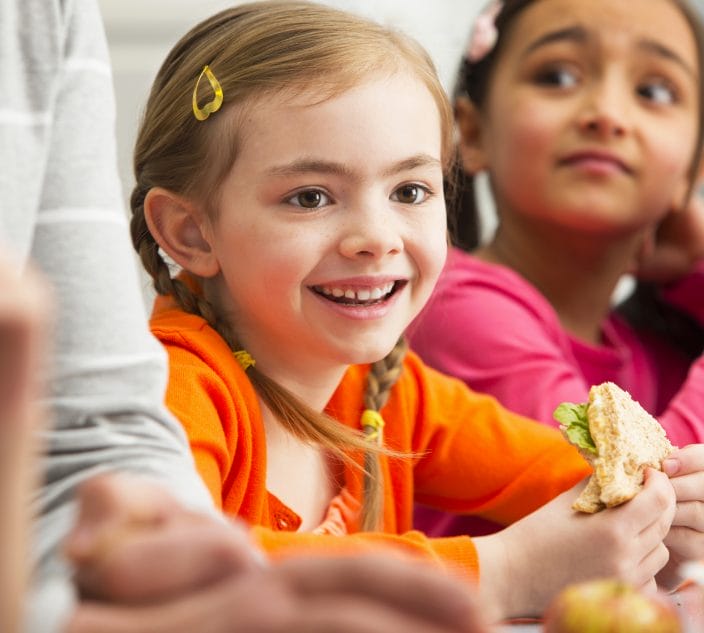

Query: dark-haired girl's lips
[{"left": 560, "top": 152, "right": 632, "bottom": 175}]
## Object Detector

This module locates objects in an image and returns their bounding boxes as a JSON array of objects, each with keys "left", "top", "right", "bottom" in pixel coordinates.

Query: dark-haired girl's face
[{"left": 463, "top": 0, "right": 700, "bottom": 236}]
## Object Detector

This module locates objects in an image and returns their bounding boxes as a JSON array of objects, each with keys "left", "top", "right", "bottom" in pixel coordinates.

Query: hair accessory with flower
[
  {"left": 465, "top": 0, "right": 503, "bottom": 63},
  {"left": 192, "top": 65, "right": 224, "bottom": 121}
]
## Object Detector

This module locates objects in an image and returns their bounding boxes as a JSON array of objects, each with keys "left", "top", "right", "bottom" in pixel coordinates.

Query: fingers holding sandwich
[
  {"left": 553, "top": 382, "right": 704, "bottom": 593},
  {"left": 474, "top": 470, "right": 674, "bottom": 617},
  {"left": 658, "top": 445, "right": 704, "bottom": 590},
  {"left": 612, "top": 468, "right": 675, "bottom": 589},
  {"left": 663, "top": 445, "right": 704, "bottom": 501},
  {"left": 636, "top": 469, "right": 677, "bottom": 539},
  {"left": 592, "top": 467, "right": 674, "bottom": 590},
  {"left": 664, "top": 445, "right": 704, "bottom": 535}
]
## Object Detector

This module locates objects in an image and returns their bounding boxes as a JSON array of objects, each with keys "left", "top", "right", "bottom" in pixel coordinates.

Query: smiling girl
[{"left": 129, "top": 0, "right": 688, "bottom": 618}]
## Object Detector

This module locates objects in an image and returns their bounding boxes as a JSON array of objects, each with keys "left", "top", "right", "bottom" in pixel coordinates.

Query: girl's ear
[
  {"left": 144, "top": 187, "right": 220, "bottom": 278},
  {"left": 455, "top": 96, "right": 488, "bottom": 174}
]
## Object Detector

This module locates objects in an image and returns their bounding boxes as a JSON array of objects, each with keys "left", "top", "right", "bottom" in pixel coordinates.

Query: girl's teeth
[{"left": 316, "top": 283, "right": 396, "bottom": 302}]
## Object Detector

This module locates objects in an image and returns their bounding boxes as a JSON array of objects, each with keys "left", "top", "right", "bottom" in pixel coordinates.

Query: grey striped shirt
[{"left": 0, "top": 0, "right": 214, "bottom": 629}]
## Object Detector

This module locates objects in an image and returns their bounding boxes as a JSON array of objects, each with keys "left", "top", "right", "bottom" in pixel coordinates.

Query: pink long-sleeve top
[{"left": 407, "top": 247, "right": 704, "bottom": 537}]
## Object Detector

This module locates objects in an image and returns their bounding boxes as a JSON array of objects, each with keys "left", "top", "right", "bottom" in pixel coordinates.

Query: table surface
[{"left": 497, "top": 584, "right": 704, "bottom": 632}]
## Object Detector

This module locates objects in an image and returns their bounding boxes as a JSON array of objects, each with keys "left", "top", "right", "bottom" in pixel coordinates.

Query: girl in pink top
[{"left": 407, "top": 0, "right": 704, "bottom": 555}]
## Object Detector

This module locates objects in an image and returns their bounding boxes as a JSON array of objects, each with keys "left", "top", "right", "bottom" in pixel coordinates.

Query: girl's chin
[{"left": 341, "top": 341, "right": 405, "bottom": 366}]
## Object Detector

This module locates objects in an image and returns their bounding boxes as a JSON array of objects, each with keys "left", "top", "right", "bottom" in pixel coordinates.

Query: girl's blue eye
[
  {"left": 638, "top": 81, "right": 676, "bottom": 105},
  {"left": 535, "top": 67, "right": 578, "bottom": 89},
  {"left": 392, "top": 184, "right": 429, "bottom": 204},
  {"left": 288, "top": 189, "right": 330, "bottom": 208}
]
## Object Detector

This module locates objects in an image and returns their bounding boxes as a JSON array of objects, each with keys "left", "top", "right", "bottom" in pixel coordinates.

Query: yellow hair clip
[
  {"left": 361, "top": 409, "right": 385, "bottom": 443},
  {"left": 234, "top": 350, "right": 256, "bottom": 371},
  {"left": 192, "top": 65, "right": 224, "bottom": 121}
]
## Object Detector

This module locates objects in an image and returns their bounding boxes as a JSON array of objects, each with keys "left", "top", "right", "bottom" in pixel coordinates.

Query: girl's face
[
  {"left": 204, "top": 72, "right": 447, "bottom": 384},
  {"left": 467, "top": 0, "right": 700, "bottom": 235}
]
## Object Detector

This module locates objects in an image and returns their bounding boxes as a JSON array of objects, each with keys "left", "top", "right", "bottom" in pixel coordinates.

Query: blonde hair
[{"left": 130, "top": 0, "right": 454, "bottom": 531}]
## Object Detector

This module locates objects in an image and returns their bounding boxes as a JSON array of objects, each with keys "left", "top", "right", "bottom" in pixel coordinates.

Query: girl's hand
[
  {"left": 657, "top": 445, "right": 704, "bottom": 591},
  {"left": 475, "top": 470, "right": 676, "bottom": 619},
  {"left": 634, "top": 194, "right": 704, "bottom": 283}
]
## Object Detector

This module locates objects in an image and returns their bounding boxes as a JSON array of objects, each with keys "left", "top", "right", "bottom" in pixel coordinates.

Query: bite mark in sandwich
[{"left": 553, "top": 382, "right": 674, "bottom": 513}]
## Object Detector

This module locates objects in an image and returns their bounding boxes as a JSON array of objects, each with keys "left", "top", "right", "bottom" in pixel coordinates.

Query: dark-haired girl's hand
[
  {"left": 634, "top": 193, "right": 704, "bottom": 283},
  {"left": 657, "top": 445, "right": 704, "bottom": 591}
]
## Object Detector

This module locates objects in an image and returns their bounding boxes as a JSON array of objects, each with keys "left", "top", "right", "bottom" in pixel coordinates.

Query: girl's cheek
[
  {"left": 427, "top": 228, "right": 449, "bottom": 280},
  {"left": 663, "top": 144, "right": 697, "bottom": 180},
  {"left": 509, "top": 112, "right": 556, "bottom": 151}
]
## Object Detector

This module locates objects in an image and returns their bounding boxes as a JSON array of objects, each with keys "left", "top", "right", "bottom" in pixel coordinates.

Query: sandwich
[{"left": 553, "top": 382, "right": 674, "bottom": 513}]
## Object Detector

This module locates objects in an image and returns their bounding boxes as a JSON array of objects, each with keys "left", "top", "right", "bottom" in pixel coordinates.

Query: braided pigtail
[{"left": 359, "top": 337, "right": 408, "bottom": 531}]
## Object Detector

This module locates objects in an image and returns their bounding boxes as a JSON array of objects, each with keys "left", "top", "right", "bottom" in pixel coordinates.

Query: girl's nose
[
  {"left": 338, "top": 207, "right": 403, "bottom": 259},
  {"left": 576, "top": 80, "right": 630, "bottom": 138},
  {"left": 578, "top": 111, "right": 627, "bottom": 137}
]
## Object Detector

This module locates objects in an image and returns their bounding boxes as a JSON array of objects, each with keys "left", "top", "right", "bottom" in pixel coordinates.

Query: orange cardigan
[{"left": 151, "top": 294, "right": 591, "bottom": 583}]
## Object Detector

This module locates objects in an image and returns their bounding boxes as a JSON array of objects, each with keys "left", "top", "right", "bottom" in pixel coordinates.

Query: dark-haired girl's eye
[
  {"left": 535, "top": 66, "right": 579, "bottom": 88},
  {"left": 638, "top": 80, "right": 677, "bottom": 105}
]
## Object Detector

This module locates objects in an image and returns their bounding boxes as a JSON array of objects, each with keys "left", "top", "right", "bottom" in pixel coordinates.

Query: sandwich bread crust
[{"left": 566, "top": 382, "right": 674, "bottom": 513}]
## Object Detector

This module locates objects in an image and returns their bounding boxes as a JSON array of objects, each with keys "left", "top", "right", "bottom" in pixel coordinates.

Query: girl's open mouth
[{"left": 311, "top": 281, "right": 405, "bottom": 306}]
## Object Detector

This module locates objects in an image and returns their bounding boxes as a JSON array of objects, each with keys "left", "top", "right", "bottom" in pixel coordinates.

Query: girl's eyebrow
[
  {"left": 639, "top": 39, "right": 696, "bottom": 79},
  {"left": 521, "top": 25, "right": 587, "bottom": 57},
  {"left": 384, "top": 154, "right": 442, "bottom": 177},
  {"left": 522, "top": 25, "right": 696, "bottom": 79},
  {"left": 266, "top": 154, "right": 441, "bottom": 178},
  {"left": 267, "top": 159, "right": 354, "bottom": 178}
]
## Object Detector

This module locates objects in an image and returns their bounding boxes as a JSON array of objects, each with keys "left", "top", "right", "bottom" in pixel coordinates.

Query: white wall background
[{"left": 98, "top": 0, "right": 485, "bottom": 201}]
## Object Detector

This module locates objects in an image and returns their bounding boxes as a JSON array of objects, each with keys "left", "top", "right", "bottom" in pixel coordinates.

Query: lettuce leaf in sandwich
[{"left": 553, "top": 402, "right": 596, "bottom": 455}]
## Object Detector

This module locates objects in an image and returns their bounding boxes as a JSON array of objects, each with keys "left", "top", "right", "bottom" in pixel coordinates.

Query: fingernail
[{"left": 663, "top": 458, "right": 680, "bottom": 476}]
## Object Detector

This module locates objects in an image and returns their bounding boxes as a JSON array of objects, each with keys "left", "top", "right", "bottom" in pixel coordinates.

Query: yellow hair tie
[
  {"left": 192, "top": 65, "right": 224, "bottom": 121},
  {"left": 234, "top": 350, "right": 256, "bottom": 371},
  {"left": 361, "top": 409, "right": 385, "bottom": 443}
]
